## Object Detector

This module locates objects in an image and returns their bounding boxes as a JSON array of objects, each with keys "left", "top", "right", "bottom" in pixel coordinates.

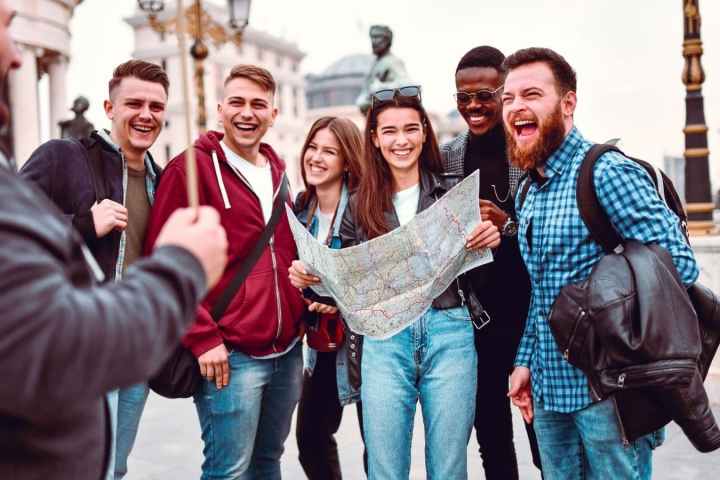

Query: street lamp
[
  {"left": 137, "top": 0, "right": 252, "bottom": 132},
  {"left": 681, "top": 0, "right": 715, "bottom": 235}
]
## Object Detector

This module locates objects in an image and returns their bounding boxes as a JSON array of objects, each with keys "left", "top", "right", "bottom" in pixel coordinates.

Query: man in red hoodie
[{"left": 145, "top": 64, "right": 304, "bottom": 479}]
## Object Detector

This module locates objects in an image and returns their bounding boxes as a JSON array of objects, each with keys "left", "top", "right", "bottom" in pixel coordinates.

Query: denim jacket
[{"left": 294, "top": 183, "right": 360, "bottom": 406}]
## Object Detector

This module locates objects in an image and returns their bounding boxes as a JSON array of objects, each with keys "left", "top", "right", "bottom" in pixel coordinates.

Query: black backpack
[{"left": 575, "top": 144, "right": 689, "bottom": 252}]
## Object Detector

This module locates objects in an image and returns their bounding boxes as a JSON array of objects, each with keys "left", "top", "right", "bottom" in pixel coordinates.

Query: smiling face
[
  {"left": 372, "top": 107, "right": 426, "bottom": 181},
  {"left": 501, "top": 61, "right": 576, "bottom": 170},
  {"left": 302, "top": 127, "right": 345, "bottom": 190},
  {"left": 219, "top": 77, "right": 277, "bottom": 157},
  {"left": 104, "top": 76, "right": 167, "bottom": 159},
  {"left": 455, "top": 66, "right": 502, "bottom": 136}
]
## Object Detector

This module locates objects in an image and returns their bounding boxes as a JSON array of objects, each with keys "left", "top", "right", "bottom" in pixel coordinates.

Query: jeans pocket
[{"left": 441, "top": 306, "right": 472, "bottom": 321}]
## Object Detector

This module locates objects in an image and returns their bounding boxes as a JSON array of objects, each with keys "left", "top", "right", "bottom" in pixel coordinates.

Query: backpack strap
[
  {"left": 576, "top": 144, "right": 625, "bottom": 254},
  {"left": 78, "top": 136, "right": 109, "bottom": 202}
]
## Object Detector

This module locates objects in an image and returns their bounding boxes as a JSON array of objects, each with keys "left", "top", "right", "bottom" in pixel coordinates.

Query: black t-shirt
[{"left": 462, "top": 125, "right": 530, "bottom": 336}]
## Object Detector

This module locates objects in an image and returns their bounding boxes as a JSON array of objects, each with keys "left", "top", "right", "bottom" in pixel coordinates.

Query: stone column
[
  {"left": 48, "top": 55, "right": 68, "bottom": 139},
  {"left": 9, "top": 45, "right": 40, "bottom": 169}
]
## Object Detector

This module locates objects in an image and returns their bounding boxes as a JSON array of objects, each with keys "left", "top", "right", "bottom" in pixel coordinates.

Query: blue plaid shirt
[{"left": 514, "top": 127, "right": 699, "bottom": 413}]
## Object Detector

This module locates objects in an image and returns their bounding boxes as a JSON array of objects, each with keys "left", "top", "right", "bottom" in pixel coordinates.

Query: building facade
[{"left": 7, "top": 0, "right": 82, "bottom": 168}]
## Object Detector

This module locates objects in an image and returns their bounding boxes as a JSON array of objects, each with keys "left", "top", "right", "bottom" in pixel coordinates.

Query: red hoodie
[{"left": 145, "top": 131, "right": 304, "bottom": 357}]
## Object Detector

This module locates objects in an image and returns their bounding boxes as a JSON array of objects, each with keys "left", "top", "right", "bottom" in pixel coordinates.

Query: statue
[
  {"left": 356, "top": 25, "right": 410, "bottom": 115},
  {"left": 58, "top": 96, "right": 95, "bottom": 139}
]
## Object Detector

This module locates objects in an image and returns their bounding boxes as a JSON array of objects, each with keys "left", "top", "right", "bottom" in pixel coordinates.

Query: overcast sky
[{"left": 65, "top": 0, "right": 720, "bottom": 187}]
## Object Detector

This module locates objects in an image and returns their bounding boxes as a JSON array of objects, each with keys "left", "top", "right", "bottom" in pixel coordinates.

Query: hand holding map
[{"left": 287, "top": 170, "right": 492, "bottom": 339}]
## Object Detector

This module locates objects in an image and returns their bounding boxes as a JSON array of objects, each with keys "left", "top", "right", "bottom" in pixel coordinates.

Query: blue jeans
[
  {"left": 194, "top": 342, "right": 303, "bottom": 480},
  {"left": 361, "top": 306, "right": 477, "bottom": 480},
  {"left": 106, "top": 383, "right": 149, "bottom": 480},
  {"left": 533, "top": 398, "right": 665, "bottom": 479}
]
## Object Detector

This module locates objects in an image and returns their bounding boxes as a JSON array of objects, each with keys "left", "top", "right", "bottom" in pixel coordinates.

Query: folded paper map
[{"left": 287, "top": 170, "right": 492, "bottom": 339}]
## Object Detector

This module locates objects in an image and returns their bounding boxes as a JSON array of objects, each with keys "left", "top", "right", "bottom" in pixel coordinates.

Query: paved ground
[{"left": 126, "top": 375, "right": 720, "bottom": 479}]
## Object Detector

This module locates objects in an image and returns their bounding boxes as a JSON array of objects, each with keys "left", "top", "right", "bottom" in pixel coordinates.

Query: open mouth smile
[{"left": 513, "top": 119, "right": 538, "bottom": 137}]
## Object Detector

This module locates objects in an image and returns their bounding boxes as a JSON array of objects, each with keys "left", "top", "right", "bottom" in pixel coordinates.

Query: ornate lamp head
[
  {"left": 137, "top": 0, "right": 165, "bottom": 13},
  {"left": 228, "top": 0, "right": 251, "bottom": 30}
]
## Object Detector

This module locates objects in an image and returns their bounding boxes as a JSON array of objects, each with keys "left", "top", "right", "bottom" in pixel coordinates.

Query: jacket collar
[
  {"left": 95, "top": 129, "right": 159, "bottom": 183},
  {"left": 384, "top": 168, "right": 449, "bottom": 230},
  {"left": 299, "top": 182, "right": 350, "bottom": 241},
  {"left": 542, "top": 126, "right": 583, "bottom": 181}
]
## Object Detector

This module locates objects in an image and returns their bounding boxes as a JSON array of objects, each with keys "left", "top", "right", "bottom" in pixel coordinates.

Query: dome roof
[{"left": 322, "top": 54, "right": 374, "bottom": 77}]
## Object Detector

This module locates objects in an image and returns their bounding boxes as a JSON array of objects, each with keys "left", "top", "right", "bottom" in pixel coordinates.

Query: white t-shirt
[
  {"left": 392, "top": 183, "right": 420, "bottom": 226},
  {"left": 221, "top": 141, "right": 274, "bottom": 224},
  {"left": 315, "top": 210, "right": 334, "bottom": 244}
]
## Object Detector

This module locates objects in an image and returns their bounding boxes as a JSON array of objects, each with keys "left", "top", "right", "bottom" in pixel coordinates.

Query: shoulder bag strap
[{"left": 210, "top": 174, "right": 290, "bottom": 321}]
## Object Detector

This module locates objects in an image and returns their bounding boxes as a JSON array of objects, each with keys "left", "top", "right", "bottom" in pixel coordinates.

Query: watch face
[{"left": 503, "top": 220, "right": 518, "bottom": 236}]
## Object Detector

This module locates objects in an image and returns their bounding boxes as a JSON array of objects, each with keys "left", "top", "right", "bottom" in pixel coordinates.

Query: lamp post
[
  {"left": 681, "top": 0, "right": 716, "bottom": 235},
  {"left": 137, "top": 0, "right": 251, "bottom": 132}
]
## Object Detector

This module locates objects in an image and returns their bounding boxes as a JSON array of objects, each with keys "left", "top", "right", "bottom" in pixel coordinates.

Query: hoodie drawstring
[{"left": 212, "top": 150, "right": 231, "bottom": 209}]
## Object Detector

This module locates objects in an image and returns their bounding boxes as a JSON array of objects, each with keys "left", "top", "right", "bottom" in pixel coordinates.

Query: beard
[{"left": 505, "top": 103, "right": 566, "bottom": 171}]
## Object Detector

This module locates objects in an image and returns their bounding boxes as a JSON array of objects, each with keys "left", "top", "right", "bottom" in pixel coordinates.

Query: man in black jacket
[
  {"left": 440, "top": 46, "right": 542, "bottom": 479},
  {"left": 0, "top": 3, "right": 228, "bottom": 479},
  {"left": 20, "top": 59, "right": 169, "bottom": 479}
]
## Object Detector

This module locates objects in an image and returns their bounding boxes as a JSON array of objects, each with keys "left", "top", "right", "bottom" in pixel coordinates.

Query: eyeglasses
[
  {"left": 370, "top": 85, "right": 422, "bottom": 110},
  {"left": 454, "top": 86, "right": 503, "bottom": 105}
]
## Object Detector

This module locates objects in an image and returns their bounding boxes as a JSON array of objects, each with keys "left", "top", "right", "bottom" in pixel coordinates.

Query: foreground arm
[{"left": 0, "top": 197, "right": 226, "bottom": 420}]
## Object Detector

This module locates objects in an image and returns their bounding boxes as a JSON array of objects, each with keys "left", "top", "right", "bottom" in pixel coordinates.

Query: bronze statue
[
  {"left": 356, "top": 25, "right": 410, "bottom": 115},
  {"left": 58, "top": 96, "right": 94, "bottom": 139}
]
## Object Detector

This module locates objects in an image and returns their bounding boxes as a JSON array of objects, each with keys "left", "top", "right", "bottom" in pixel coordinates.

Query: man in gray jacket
[{"left": 0, "top": 2, "right": 228, "bottom": 479}]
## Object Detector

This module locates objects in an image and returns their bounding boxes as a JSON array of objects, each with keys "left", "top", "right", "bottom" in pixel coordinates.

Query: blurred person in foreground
[{"left": 0, "top": 2, "right": 229, "bottom": 479}]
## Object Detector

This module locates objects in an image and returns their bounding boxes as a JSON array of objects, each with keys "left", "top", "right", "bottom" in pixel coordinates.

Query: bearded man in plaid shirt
[{"left": 502, "top": 47, "right": 698, "bottom": 480}]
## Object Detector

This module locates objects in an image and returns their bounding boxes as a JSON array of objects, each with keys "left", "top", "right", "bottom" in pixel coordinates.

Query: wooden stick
[{"left": 175, "top": 0, "right": 199, "bottom": 212}]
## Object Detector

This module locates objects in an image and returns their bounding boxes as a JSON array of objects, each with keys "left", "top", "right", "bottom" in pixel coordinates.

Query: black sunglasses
[
  {"left": 454, "top": 86, "right": 503, "bottom": 105},
  {"left": 370, "top": 85, "right": 422, "bottom": 110}
]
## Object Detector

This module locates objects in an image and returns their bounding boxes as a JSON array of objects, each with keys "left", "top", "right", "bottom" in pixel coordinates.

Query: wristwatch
[{"left": 501, "top": 216, "right": 518, "bottom": 237}]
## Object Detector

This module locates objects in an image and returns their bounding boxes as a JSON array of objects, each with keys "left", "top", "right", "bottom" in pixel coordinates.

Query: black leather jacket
[
  {"left": 549, "top": 240, "right": 720, "bottom": 452},
  {"left": 339, "top": 169, "right": 471, "bottom": 389}
]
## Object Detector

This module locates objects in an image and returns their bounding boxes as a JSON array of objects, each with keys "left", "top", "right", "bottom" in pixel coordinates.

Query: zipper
[
  {"left": 611, "top": 363, "right": 694, "bottom": 389},
  {"left": 456, "top": 279, "right": 466, "bottom": 306},
  {"left": 587, "top": 379, "right": 602, "bottom": 402},
  {"left": 611, "top": 395, "right": 631, "bottom": 447},
  {"left": 226, "top": 156, "right": 286, "bottom": 351},
  {"left": 269, "top": 236, "right": 283, "bottom": 352},
  {"left": 563, "top": 309, "right": 586, "bottom": 362}
]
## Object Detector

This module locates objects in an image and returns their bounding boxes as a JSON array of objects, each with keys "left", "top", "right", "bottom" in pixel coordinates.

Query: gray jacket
[
  {"left": 440, "top": 130, "right": 524, "bottom": 198},
  {"left": 0, "top": 169, "right": 207, "bottom": 480}
]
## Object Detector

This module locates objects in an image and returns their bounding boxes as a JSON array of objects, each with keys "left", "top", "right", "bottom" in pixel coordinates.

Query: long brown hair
[
  {"left": 297, "top": 116, "right": 364, "bottom": 211},
  {"left": 355, "top": 97, "right": 443, "bottom": 239}
]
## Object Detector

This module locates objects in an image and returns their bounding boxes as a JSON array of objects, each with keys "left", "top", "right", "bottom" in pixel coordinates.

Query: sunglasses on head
[
  {"left": 370, "top": 85, "right": 422, "bottom": 110},
  {"left": 454, "top": 86, "right": 503, "bottom": 105}
]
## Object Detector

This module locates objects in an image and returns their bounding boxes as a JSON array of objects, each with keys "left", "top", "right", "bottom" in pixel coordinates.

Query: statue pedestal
[{"left": 692, "top": 234, "right": 720, "bottom": 405}]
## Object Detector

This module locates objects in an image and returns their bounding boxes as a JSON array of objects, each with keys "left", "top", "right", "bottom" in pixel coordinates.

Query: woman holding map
[
  {"left": 289, "top": 87, "right": 500, "bottom": 479},
  {"left": 292, "top": 116, "right": 367, "bottom": 479}
]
